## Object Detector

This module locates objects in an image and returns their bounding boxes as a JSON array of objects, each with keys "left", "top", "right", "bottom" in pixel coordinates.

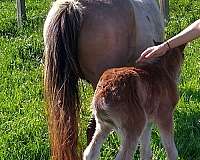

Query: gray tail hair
[{"left": 44, "top": 1, "right": 83, "bottom": 159}]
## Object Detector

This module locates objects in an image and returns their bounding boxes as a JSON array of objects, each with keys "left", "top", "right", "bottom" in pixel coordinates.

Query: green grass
[
  {"left": 0, "top": 0, "right": 51, "bottom": 159},
  {"left": 0, "top": 0, "right": 200, "bottom": 159}
]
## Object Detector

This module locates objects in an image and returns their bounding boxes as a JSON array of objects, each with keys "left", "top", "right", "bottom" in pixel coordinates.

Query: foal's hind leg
[
  {"left": 115, "top": 108, "right": 146, "bottom": 160},
  {"left": 83, "top": 119, "right": 111, "bottom": 160},
  {"left": 156, "top": 113, "right": 178, "bottom": 160},
  {"left": 140, "top": 122, "right": 153, "bottom": 160}
]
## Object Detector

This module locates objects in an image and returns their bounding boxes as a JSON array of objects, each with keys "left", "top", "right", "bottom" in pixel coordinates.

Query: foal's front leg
[
  {"left": 116, "top": 131, "right": 141, "bottom": 160},
  {"left": 83, "top": 120, "right": 111, "bottom": 160},
  {"left": 156, "top": 113, "right": 178, "bottom": 160},
  {"left": 140, "top": 122, "right": 153, "bottom": 160}
]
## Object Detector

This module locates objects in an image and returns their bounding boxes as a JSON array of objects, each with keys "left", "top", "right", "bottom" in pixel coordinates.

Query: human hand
[{"left": 136, "top": 42, "right": 170, "bottom": 63}]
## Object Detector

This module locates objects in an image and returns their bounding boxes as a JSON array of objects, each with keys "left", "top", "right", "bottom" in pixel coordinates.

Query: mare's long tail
[{"left": 43, "top": 0, "right": 83, "bottom": 159}]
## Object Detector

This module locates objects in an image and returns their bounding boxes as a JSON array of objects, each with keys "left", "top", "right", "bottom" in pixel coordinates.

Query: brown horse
[
  {"left": 84, "top": 45, "right": 185, "bottom": 160},
  {"left": 43, "top": 0, "right": 164, "bottom": 159}
]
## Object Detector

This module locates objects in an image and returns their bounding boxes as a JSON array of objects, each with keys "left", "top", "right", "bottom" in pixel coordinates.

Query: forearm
[
  {"left": 137, "top": 19, "right": 200, "bottom": 62},
  {"left": 167, "top": 19, "right": 200, "bottom": 48}
]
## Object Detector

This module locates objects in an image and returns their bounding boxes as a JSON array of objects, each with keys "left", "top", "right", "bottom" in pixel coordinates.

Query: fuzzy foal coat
[{"left": 84, "top": 46, "right": 185, "bottom": 160}]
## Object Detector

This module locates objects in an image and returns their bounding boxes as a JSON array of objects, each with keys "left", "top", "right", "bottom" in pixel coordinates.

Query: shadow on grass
[
  {"left": 180, "top": 88, "right": 200, "bottom": 103},
  {"left": 0, "top": 15, "right": 45, "bottom": 38},
  {"left": 0, "top": 19, "right": 18, "bottom": 38},
  {"left": 174, "top": 109, "right": 200, "bottom": 160}
]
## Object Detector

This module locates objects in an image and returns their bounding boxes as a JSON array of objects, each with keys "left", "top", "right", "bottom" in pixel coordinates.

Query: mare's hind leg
[
  {"left": 83, "top": 119, "right": 111, "bottom": 160},
  {"left": 140, "top": 122, "right": 153, "bottom": 160},
  {"left": 87, "top": 84, "right": 97, "bottom": 145},
  {"left": 86, "top": 116, "right": 96, "bottom": 144},
  {"left": 156, "top": 113, "right": 178, "bottom": 160}
]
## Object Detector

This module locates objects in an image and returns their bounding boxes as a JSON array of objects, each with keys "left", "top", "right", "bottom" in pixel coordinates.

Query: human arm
[{"left": 137, "top": 19, "right": 200, "bottom": 62}]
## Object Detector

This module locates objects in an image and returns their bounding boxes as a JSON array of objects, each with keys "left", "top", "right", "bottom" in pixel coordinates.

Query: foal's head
[{"left": 138, "top": 44, "right": 186, "bottom": 80}]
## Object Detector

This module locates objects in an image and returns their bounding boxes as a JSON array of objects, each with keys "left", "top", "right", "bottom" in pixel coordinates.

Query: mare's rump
[{"left": 78, "top": 0, "right": 164, "bottom": 84}]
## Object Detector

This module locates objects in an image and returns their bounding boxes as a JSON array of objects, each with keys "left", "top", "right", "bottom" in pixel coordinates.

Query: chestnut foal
[{"left": 83, "top": 45, "right": 185, "bottom": 160}]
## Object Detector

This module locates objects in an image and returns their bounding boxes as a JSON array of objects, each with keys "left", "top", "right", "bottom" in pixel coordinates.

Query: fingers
[
  {"left": 137, "top": 43, "right": 168, "bottom": 63},
  {"left": 136, "top": 47, "right": 154, "bottom": 63}
]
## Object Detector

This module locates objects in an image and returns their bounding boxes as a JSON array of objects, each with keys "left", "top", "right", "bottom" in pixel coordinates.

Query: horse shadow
[
  {"left": 179, "top": 88, "right": 200, "bottom": 103},
  {"left": 174, "top": 109, "right": 200, "bottom": 160},
  {"left": 173, "top": 88, "right": 200, "bottom": 160}
]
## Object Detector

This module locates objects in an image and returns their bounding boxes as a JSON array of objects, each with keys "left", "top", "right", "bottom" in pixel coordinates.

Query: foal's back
[{"left": 94, "top": 60, "right": 179, "bottom": 121}]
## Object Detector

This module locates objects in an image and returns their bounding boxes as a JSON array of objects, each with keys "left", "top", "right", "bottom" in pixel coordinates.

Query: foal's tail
[{"left": 43, "top": 0, "right": 83, "bottom": 159}]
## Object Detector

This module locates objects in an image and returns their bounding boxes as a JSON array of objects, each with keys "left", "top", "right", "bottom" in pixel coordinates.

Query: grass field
[{"left": 0, "top": 0, "right": 199, "bottom": 159}]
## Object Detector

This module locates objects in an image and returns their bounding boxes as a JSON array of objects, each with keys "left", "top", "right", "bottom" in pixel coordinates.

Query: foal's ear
[
  {"left": 177, "top": 43, "right": 187, "bottom": 52},
  {"left": 153, "top": 40, "right": 163, "bottom": 46}
]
